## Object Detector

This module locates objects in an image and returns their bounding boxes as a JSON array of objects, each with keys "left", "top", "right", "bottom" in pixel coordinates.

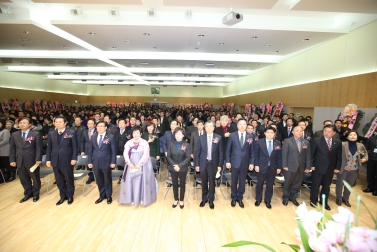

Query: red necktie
[{"left": 327, "top": 139, "right": 331, "bottom": 150}]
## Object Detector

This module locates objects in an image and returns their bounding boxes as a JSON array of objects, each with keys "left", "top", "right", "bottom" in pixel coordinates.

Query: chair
[
  {"left": 0, "top": 169, "right": 6, "bottom": 185},
  {"left": 274, "top": 172, "right": 302, "bottom": 198},
  {"left": 75, "top": 155, "right": 89, "bottom": 170},
  {"left": 150, "top": 157, "right": 161, "bottom": 181},
  {"left": 116, "top": 155, "right": 125, "bottom": 169},
  {"left": 40, "top": 168, "right": 56, "bottom": 194},
  {"left": 222, "top": 172, "right": 250, "bottom": 200},
  {"left": 74, "top": 170, "right": 95, "bottom": 196},
  {"left": 111, "top": 170, "right": 124, "bottom": 184}
]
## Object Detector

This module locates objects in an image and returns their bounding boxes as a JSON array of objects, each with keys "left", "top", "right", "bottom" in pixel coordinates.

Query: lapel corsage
[
  {"left": 255, "top": 136, "right": 259, "bottom": 141},
  {"left": 302, "top": 142, "right": 308, "bottom": 149},
  {"left": 306, "top": 136, "right": 311, "bottom": 141},
  {"left": 246, "top": 138, "right": 253, "bottom": 145},
  {"left": 126, "top": 134, "right": 131, "bottom": 139},
  {"left": 181, "top": 144, "right": 187, "bottom": 152},
  {"left": 155, "top": 129, "right": 160, "bottom": 134},
  {"left": 151, "top": 135, "right": 157, "bottom": 140},
  {"left": 64, "top": 133, "right": 73, "bottom": 139},
  {"left": 26, "top": 136, "right": 34, "bottom": 143},
  {"left": 213, "top": 137, "right": 219, "bottom": 143},
  {"left": 274, "top": 145, "right": 281, "bottom": 151},
  {"left": 103, "top": 138, "right": 110, "bottom": 144}
]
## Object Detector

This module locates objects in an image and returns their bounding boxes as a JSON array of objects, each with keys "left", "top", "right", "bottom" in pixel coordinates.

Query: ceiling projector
[{"left": 222, "top": 12, "right": 243, "bottom": 26}]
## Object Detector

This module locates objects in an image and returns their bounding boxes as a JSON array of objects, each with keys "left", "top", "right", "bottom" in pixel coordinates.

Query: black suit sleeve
[
  {"left": 35, "top": 132, "right": 43, "bottom": 162},
  {"left": 218, "top": 136, "right": 223, "bottom": 168},
  {"left": 9, "top": 133, "right": 16, "bottom": 163},
  {"left": 335, "top": 140, "right": 342, "bottom": 170}
]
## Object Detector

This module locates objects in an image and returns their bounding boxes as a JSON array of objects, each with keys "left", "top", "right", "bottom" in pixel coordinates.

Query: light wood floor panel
[{"left": 0, "top": 166, "right": 376, "bottom": 252}]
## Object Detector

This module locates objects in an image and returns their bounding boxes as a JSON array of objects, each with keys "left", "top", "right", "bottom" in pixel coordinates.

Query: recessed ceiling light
[
  {"left": 112, "top": 46, "right": 117, "bottom": 49},
  {"left": 205, "top": 63, "right": 215, "bottom": 66},
  {"left": 87, "top": 60, "right": 91, "bottom": 62},
  {"left": 275, "top": 50, "right": 279, "bottom": 53},
  {"left": 88, "top": 32, "right": 96, "bottom": 35},
  {"left": 140, "top": 62, "right": 149, "bottom": 65},
  {"left": 196, "top": 42, "right": 202, "bottom": 45},
  {"left": 302, "top": 38, "right": 310, "bottom": 41},
  {"left": 23, "top": 31, "right": 31, "bottom": 34},
  {"left": 235, "top": 49, "right": 239, "bottom": 52},
  {"left": 263, "top": 44, "right": 272, "bottom": 47},
  {"left": 143, "top": 33, "right": 150, "bottom": 36},
  {"left": 53, "top": 59, "right": 58, "bottom": 62},
  {"left": 153, "top": 47, "right": 157, "bottom": 49},
  {"left": 198, "top": 34, "right": 205, "bottom": 37},
  {"left": 195, "top": 48, "right": 199, "bottom": 50},
  {"left": 256, "top": 63, "right": 260, "bottom": 65},
  {"left": 251, "top": 36, "right": 258, "bottom": 39},
  {"left": 124, "top": 40, "right": 131, "bottom": 43},
  {"left": 62, "top": 46, "right": 67, "bottom": 48},
  {"left": 219, "top": 43, "right": 225, "bottom": 45}
]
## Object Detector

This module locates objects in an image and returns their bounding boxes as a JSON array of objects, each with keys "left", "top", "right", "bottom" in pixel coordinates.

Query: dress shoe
[
  {"left": 179, "top": 202, "right": 184, "bottom": 209},
  {"left": 255, "top": 200, "right": 261, "bottom": 207},
  {"left": 86, "top": 178, "right": 94, "bottom": 184},
  {"left": 231, "top": 200, "right": 236, "bottom": 207},
  {"left": 67, "top": 197, "right": 74, "bottom": 205},
  {"left": 282, "top": 200, "right": 288, "bottom": 206},
  {"left": 107, "top": 197, "right": 112, "bottom": 204},
  {"left": 226, "top": 182, "right": 231, "bottom": 187},
  {"left": 172, "top": 201, "right": 178, "bottom": 208},
  {"left": 53, "top": 181, "right": 57, "bottom": 184},
  {"left": 289, "top": 199, "right": 300, "bottom": 206},
  {"left": 209, "top": 202, "right": 214, "bottom": 209},
  {"left": 336, "top": 199, "right": 342, "bottom": 206},
  {"left": 324, "top": 205, "right": 331, "bottom": 211},
  {"left": 265, "top": 202, "right": 272, "bottom": 209},
  {"left": 56, "top": 197, "right": 67, "bottom": 206},
  {"left": 95, "top": 198, "right": 104, "bottom": 204},
  {"left": 373, "top": 191, "right": 377, "bottom": 196},
  {"left": 199, "top": 200, "right": 208, "bottom": 207},
  {"left": 33, "top": 196, "right": 39, "bottom": 202},
  {"left": 19, "top": 195, "right": 32, "bottom": 203},
  {"left": 342, "top": 199, "right": 351, "bottom": 207},
  {"left": 216, "top": 181, "right": 221, "bottom": 187},
  {"left": 363, "top": 188, "right": 373, "bottom": 193},
  {"left": 238, "top": 200, "right": 244, "bottom": 208}
]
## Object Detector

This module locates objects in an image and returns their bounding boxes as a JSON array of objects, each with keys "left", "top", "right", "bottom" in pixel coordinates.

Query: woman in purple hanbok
[{"left": 118, "top": 126, "right": 157, "bottom": 206}]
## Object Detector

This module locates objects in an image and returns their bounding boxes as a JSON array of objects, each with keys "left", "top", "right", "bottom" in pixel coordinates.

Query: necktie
[
  {"left": 240, "top": 133, "right": 244, "bottom": 147},
  {"left": 207, "top": 136, "right": 212, "bottom": 160},
  {"left": 22, "top": 132, "right": 26, "bottom": 143},
  {"left": 268, "top": 141, "right": 272, "bottom": 156},
  {"left": 199, "top": 131, "right": 202, "bottom": 136},
  {"left": 58, "top": 131, "right": 62, "bottom": 135},
  {"left": 296, "top": 139, "right": 301, "bottom": 152},
  {"left": 88, "top": 130, "right": 92, "bottom": 140},
  {"left": 288, "top": 127, "right": 291, "bottom": 136},
  {"left": 327, "top": 139, "right": 331, "bottom": 150},
  {"left": 99, "top": 135, "right": 103, "bottom": 148}
]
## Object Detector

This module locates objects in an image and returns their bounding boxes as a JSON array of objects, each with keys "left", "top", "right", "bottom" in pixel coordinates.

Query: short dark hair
[
  {"left": 298, "top": 120, "right": 306, "bottom": 125},
  {"left": 323, "top": 120, "right": 333, "bottom": 125},
  {"left": 323, "top": 124, "right": 336, "bottom": 132},
  {"left": 173, "top": 127, "right": 186, "bottom": 137},
  {"left": 96, "top": 121, "right": 107, "bottom": 127},
  {"left": 146, "top": 121, "right": 155, "bottom": 130},
  {"left": 345, "top": 130, "right": 358, "bottom": 138},
  {"left": 131, "top": 125, "right": 142, "bottom": 135},
  {"left": 197, "top": 120, "right": 204, "bottom": 125},
  {"left": 280, "top": 113, "right": 288, "bottom": 119},
  {"left": 19, "top": 117, "right": 32, "bottom": 124},
  {"left": 237, "top": 118, "right": 247, "bottom": 124},
  {"left": 55, "top": 116, "right": 67, "bottom": 123},
  {"left": 334, "top": 119, "right": 342, "bottom": 124},
  {"left": 264, "top": 126, "right": 276, "bottom": 133},
  {"left": 118, "top": 118, "right": 126, "bottom": 124},
  {"left": 286, "top": 118, "right": 294, "bottom": 124}
]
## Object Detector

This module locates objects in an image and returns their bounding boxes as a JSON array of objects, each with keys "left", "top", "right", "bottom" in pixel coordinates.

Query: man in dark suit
[
  {"left": 257, "top": 117, "right": 269, "bottom": 139},
  {"left": 46, "top": 116, "right": 78, "bottom": 206},
  {"left": 269, "top": 123, "right": 282, "bottom": 142},
  {"left": 80, "top": 119, "right": 96, "bottom": 184},
  {"left": 214, "top": 115, "right": 235, "bottom": 186},
  {"left": 282, "top": 126, "right": 311, "bottom": 206},
  {"left": 298, "top": 120, "right": 312, "bottom": 141},
  {"left": 70, "top": 116, "right": 86, "bottom": 169},
  {"left": 160, "top": 111, "right": 170, "bottom": 132},
  {"left": 9, "top": 117, "right": 43, "bottom": 203},
  {"left": 190, "top": 120, "right": 204, "bottom": 159},
  {"left": 88, "top": 121, "right": 117, "bottom": 204},
  {"left": 230, "top": 113, "right": 243, "bottom": 132},
  {"left": 161, "top": 120, "right": 179, "bottom": 157},
  {"left": 226, "top": 118, "right": 254, "bottom": 208},
  {"left": 282, "top": 118, "right": 294, "bottom": 140},
  {"left": 288, "top": 113, "right": 298, "bottom": 126},
  {"left": 253, "top": 126, "right": 282, "bottom": 209},
  {"left": 152, "top": 117, "right": 165, "bottom": 138},
  {"left": 314, "top": 120, "right": 340, "bottom": 140},
  {"left": 186, "top": 117, "right": 199, "bottom": 141},
  {"left": 310, "top": 124, "right": 342, "bottom": 210},
  {"left": 195, "top": 121, "right": 223, "bottom": 209},
  {"left": 104, "top": 115, "right": 117, "bottom": 135},
  {"left": 277, "top": 113, "right": 288, "bottom": 135},
  {"left": 334, "top": 119, "right": 346, "bottom": 141}
]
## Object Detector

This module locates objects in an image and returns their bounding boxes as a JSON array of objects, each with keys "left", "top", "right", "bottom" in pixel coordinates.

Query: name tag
[
  {"left": 82, "top": 156, "right": 87, "bottom": 158},
  {"left": 374, "top": 148, "right": 377, "bottom": 153}
]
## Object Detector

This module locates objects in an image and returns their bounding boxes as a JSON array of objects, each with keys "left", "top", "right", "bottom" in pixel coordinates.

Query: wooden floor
[{"left": 1, "top": 165, "right": 376, "bottom": 252}]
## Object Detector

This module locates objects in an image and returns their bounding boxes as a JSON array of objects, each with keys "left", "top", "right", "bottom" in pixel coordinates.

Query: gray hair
[
  {"left": 204, "top": 121, "right": 215, "bottom": 127},
  {"left": 5, "top": 119, "right": 14, "bottom": 126},
  {"left": 220, "top": 115, "right": 228, "bottom": 121}
]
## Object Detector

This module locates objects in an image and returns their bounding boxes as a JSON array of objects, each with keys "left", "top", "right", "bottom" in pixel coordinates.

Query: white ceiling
[{"left": 0, "top": 0, "right": 376, "bottom": 87}]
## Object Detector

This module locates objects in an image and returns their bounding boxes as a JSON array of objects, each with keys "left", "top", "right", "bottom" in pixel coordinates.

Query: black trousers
[
  {"left": 256, "top": 166, "right": 275, "bottom": 203},
  {"left": 200, "top": 161, "right": 217, "bottom": 202},
  {"left": 366, "top": 159, "right": 377, "bottom": 191},
  {"left": 93, "top": 167, "right": 112, "bottom": 198},
  {"left": 171, "top": 171, "right": 186, "bottom": 201},
  {"left": 231, "top": 166, "right": 247, "bottom": 201},
  {"left": 310, "top": 168, "right": 332, "bottom": 204},
  {"left": 18, "top": 163, "right": 41, "bottom": 197},
  {"left": 53, "top": 163, "right": 75, "bottom": 198},
  {"left": 283, "top": 169, "right": 303, "bottom": 201}
]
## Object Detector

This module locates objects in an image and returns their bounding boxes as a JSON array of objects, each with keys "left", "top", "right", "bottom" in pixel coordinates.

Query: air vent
[
  {"left": 2, "top": 58, "right": 13, "bottom": 63},
  {"left": 70, "top": 9, "right": 83, "bottom": 16},
  {"left": 67, "top": 60, "right": 77, "bottom": 65},
  {"left": 100, "top": 73, "right": 107, "bottom": 76},
  {"left": 79, "top": 72, "right": 88, "bottom": 76},
  {"left": 109, "top": 10, "right": 119, "bottom": 16}
]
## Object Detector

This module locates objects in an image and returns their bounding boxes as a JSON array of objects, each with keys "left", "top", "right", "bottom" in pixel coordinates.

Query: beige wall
[{"left": 224, "top": 20, "right": 377, "bottom": 97}]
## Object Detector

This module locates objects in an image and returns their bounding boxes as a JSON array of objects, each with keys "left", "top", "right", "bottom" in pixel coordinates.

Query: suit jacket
[
  {"left": 88, "top": 133, "right": 117, "bottom": 169},
  {"left": 277, "top": 121, "right": 286, "bottom": 135},
  {"left": 0, "top": 129, "right": 11, "bottom": 156},
  {"left": 253, "top": 138, "right": 282, "bottom": 173},
  {"left": 311, "top": 137, "right": 342, "bottom": 174},
  {"left": 46, "top": 129, "right": 78, "bottom": 167},
  {"left": 365, "top": 135, "right": 377, "bottom": 161},
  {"left": 70, "top": 125, "right": 87, "bottom": 153},
  {"left": 81, "top": 128, "right": 97, "bottom": 154},
  {"left": 282, "top": 137, "right": 311, "bottom": 172},
  {"left": 257, "top": 125, "right": 268, "bottom": 139},
  {"left": 303, "top": 131, "right": 312, "bottom": 141},
  {"left": 194, "top": 133, "right": 223, "bottom": 170},
  {"left": 214, "top": 126, "right": 235, "bottom": 161},
  {"left": 226, "top": 132, "right": 254, "bottom": 168},
  {"left": 190, "top": 130, "right": 204, "bottom": 156},
  {"left": 9, "top": 130, "right": 43, "bottom": 168},
  {"left": 161, "top": 130, "right": 174, "bottom": 154},
  {"left": 339, "top": 141, "right": 368, "bottom": 174},
  {"left": 282, "top": 126, "right": 294, "bottom": 140},
  {"left": 167, "top": 141, "right": 191, "bottom": 172},
  {"left": 106, "top": 123, "right": 117, "bottom": 135}
]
